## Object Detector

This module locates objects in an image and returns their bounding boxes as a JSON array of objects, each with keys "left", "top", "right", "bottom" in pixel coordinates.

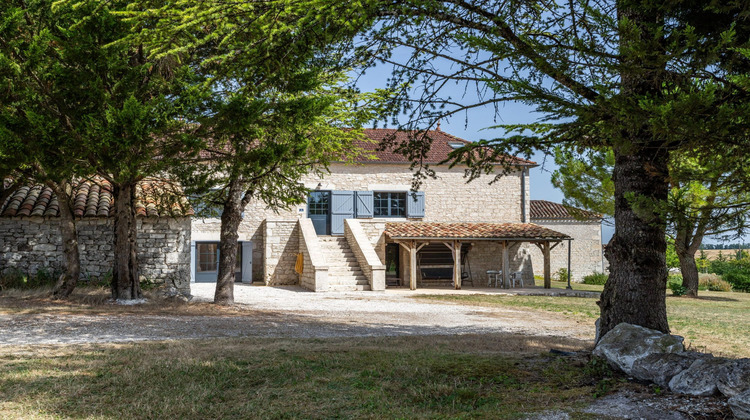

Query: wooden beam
[
  {"left": 550, "top": 241, "right": 562, "bottom": 251},
  {"left": 416, "top": 242, "right": 428, "bottom": 252},
  {"left": 410, "top": 240, "right": 417, "bottom": 290},
  {"left": 543, "top": 241, "right": 551, "bottom": 289},
  {"left": 453, "top": 240, "right": 462, "bottom": 290},
  {"left": 501, "top": 240, "right": 509, "bottom": 289}
]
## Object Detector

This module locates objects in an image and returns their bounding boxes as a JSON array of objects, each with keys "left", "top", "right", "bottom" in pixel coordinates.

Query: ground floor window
[
  {"left": 374, "top": 192, "right": 406, "bottom": 217},
  {"left": 195, "top": 242, "right": 242, "bottom": 282}
]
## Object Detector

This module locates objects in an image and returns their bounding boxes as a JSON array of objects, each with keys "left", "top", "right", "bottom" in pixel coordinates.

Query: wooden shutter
[
  {"left": 407, "top": 191, "right": 425, "bottom": 218},
  {"left": 355, "top": 191, "right": 374, "bottom": 218},
  {"left": 331, "top": 190, "right": 355, "bottom": 235},
  {"left": 241, "top": 241, "right": 253, "bottom": 283}
]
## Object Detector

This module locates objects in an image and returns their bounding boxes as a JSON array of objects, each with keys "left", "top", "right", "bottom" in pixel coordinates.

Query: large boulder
[
  {"left": 668, "top": 358, "right": 731, "bottom": 396},
  {"left": 717, "top": 358, "right": 750, "bottom": 398},
  {"left": 593, "top": 323, "right": 684, "bottom": 375},
  {"left": 729, "top": 389, "right": 750, "bottom": 420},
  {"left": 631, "top": 351, "right": 710, "bottom": 388}
]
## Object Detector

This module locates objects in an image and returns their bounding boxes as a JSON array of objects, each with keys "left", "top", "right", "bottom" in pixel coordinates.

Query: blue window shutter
[
  {"left": 407, "top": 191, "right": 425, "bottom": 218},
  {"left": 330, "top": 191, "right": 355, "bottom": 235},
  {"left": 241, "top": 241, "right": 253, "bottom": 283},
  {"left": 355, "top": 191, "right": 374, "bottom": 218},
  {"left": 190, "top": 241, "right": 196, "bottom": 283}
]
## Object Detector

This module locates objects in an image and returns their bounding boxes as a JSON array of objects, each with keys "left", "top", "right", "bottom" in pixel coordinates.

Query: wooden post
[
  {"left": 454, "top": 240, "right": 462, "bottom": 290},
  {"left": 501, "top": 240, "right": 509, "bottom": 288},
  {"left": 543, "top": 241, "right": 551, "bottom": 289},
  {"left": 410, "top": 240, "right": 417, "bottom": 290}
]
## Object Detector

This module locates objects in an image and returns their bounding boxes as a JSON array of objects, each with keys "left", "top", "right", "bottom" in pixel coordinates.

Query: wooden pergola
[{"left": 385, "top": 222, "right": 572, "bottom": 290}]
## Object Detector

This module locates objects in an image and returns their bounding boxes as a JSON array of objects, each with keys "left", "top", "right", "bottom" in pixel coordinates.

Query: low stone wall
[
  {"left": 0, "top": 217, "right": 191, "bottom": 293},
  {"left": 344, "top": 219, "right": 385, "bottom": 291},
  {"left": 529, "top": 220, "right": 603, "bottom": 282},
  {"left": 297, "top": 218, "right": 328, "bottom": 291},
  {"left": 263, "top": 219, "right": 299, "bottom": 285}
]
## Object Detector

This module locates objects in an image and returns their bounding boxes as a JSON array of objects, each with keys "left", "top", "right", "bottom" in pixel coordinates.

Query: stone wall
[
  {"left": 0, "top": 217, "right": 191, "bottom": 293},
  {"left": 463, "top": 242, "right": 533, "bottom": 287},
  {"left": 528, "top": 220, "right": 603, "bottom": 282},
  {"left": 263, "top": 219, "right": 299, "bottom": 285}
]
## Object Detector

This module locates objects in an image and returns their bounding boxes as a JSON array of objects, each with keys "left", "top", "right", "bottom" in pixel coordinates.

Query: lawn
[
  {"left": 0, "top": 335, "right": 618, "bottom": 420},
  {"left": 416, "top": 281, "right": 750, "bottom": 358}
]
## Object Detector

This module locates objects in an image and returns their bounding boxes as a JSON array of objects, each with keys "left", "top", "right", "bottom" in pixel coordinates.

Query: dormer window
[{"left": 448, "top": 141, "right": 464, "bottom": 149}]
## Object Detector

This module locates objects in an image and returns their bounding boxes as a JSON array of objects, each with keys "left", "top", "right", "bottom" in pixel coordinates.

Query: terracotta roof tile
[
  {"left": 384, "top": 222, "right": 570, "bottom": 240},
  {"left": 354, "top": 128, "right": 536, "bottom": 166},
  {"left": 530, "top": 200, "right": 602, "bottom": 221},
  {"left": 1, "top": 177, "right": 193, "bottom": 218}
]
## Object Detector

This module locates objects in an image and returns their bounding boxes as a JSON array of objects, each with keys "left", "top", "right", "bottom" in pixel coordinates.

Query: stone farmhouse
[{"left": 0, "top": 128, "right": 603, "bottom": 293}]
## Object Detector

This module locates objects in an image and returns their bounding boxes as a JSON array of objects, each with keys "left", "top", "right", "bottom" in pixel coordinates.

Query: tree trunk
[
  {"left": 678, "top": 249, "right": 699, "bottom": 297},
  {"left": 214, "top": 178, "right": 244, "bottom": 305},
  {"left": 111, "top": 182, "right": 142, "bottom": 300},
  {"left": 51, "top": 181, "right": 80, "bottom": 298},
  {"left": 675, "top": 231, "right": 704, "bottom": 298},
  {"left": 598, "top": 145, "right": 671, "bottom": 339},
  {"left": 597, "top": 2, "right": 670, "bottom": 341}
]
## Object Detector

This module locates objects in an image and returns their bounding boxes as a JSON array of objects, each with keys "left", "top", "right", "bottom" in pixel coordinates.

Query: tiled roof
[
  {"left": 1, "top": 177, "right": 193, "bottom": 218},
  {"left": 530, "top": 200, "right": 602, "bottom": 221},
  {"left": 353, "top": 128, "right": 537, "bottom": 166},
  {"left": 385, "top": 222, "right": 570, "bottom": 240}
]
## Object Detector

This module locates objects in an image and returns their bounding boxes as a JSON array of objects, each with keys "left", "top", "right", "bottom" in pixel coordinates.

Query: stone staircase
[{"left": 319, "top": 236, "right": 370, "bottom": 291}]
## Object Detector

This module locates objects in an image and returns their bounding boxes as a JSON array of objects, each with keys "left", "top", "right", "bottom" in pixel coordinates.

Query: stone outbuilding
[
  {"left": 528, "top": 200, "right": 604, "bottom": 282},
  {"left": 0, "top": 178, "right": 192, "bottom": 294}
]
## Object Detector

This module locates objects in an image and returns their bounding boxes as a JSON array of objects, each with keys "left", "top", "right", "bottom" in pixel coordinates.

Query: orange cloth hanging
[{"left": 295, "top": 253, "right": 304, "bottom": 275}]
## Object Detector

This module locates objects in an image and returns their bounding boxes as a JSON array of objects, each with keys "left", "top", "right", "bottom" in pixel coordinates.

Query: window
[
  {"left": 196, "top": 243, "right": 242, "bottom": 273},
  {"left": 374, "top": 192, "right": 406, "bottom": 217},
  {"left": 308, "top": 191, "right": 329, "bottom": 215},
  {"left": 197, "top": 243, "right": 218, "bottom": 272}
]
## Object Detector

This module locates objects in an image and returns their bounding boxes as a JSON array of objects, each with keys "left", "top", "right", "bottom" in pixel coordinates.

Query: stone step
[
  {"left": 329, "top": 284, "right": 371, "bottom": 292},
  {"left": 328, "top": 279, "right": 369, "bottom": 286}
]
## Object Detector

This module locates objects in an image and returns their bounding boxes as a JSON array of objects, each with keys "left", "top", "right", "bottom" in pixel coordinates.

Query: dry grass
[
  {"left": 417, "top": 282, "right": 750, "bottom": 358},
  {"left": 0, "top": 335, "right": 615, "bottom": 420},
  {"left": 0, "top": 286, "right": 251, "bottom": 317}
]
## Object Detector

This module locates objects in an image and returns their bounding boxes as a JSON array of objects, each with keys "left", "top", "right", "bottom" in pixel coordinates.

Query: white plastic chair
[{"left": 510, "top": 271, "right": 524, "bottom": 288}]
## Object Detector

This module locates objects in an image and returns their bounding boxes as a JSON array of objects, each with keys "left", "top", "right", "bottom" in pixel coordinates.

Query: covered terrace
[{"left": 384, "top": 222, "right": 572, "bottom": 290}]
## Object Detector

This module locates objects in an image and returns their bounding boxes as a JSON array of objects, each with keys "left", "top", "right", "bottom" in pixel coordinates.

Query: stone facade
[
  {"left": 263, "top": 219, "right": 299, "bottom": 285},
  {"left": 528, "top": 220, "right": 604, "bottom": 282},
  {"left": 192, "top": 162, "right": 530, "bottom": 285},
  {"left": 0, "top": 217, "right": 191, "bottom": 293}
]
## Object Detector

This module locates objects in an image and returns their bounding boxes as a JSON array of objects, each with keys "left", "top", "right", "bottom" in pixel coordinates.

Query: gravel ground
[
  {"left": 0, "top": 284, "right": 593, "bottom": 346},
  {"left": 0, "top": 284, "right": 731, "bottom": 419}
]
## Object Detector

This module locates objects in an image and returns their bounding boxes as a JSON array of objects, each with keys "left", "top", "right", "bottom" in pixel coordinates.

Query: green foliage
[
  {"left": 0, "top": 268, "right": 59, "bottom": 291},
  {"left": 552, "top": 148, "right": 615, "bottom": 218},
  {"left": 665, "top": 237, "right": 680, "bottom": 270},
  {"left": 583, "top": 272, "right": 609, "bottom": 286},
  {"left": 668, "top": 275, "right": 687, "bottom": 296},
  {"left": 709, "top": 258, "right": 750, "bottom": 292},
  {"left": 554, "top": 268, "right": 569, "bottom": 283}
]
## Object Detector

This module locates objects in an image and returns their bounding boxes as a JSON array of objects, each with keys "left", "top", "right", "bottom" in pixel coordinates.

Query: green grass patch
[
  {"left": 0, "top": 336, "right": 614, "bottom": 419},
  {"left": 417, "top": 282, "right": 750, "bottom": 358}
]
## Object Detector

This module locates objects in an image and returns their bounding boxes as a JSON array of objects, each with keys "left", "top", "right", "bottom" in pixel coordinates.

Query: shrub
[
  {"left": 0, "top": 268, "right": 58, "bottom": 291},
  {"left": 698, "top": 273, "right": 732, "bottom": 292},
  {"left": 668, "top": 275, "right": 686, "bottom": 296},
  {"left": 582, "top": 272, "right": 608, "bottom": 285},
  {"left": 724, "top": 271, "right": 750, "bottom": 293},
  {"left": 555, "top": 268, "right": 569, "bottom": 283}
]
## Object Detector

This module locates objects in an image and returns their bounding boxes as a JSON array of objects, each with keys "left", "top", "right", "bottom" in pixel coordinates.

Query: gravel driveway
[{"left": 0, "top": 284, "right": 594, "bottom": 346}]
